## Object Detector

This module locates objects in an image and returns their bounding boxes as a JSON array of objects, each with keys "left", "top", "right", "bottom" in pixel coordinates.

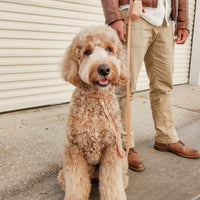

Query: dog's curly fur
[{"left": 58, "top": 25, "right": 129, "bottom": 200}]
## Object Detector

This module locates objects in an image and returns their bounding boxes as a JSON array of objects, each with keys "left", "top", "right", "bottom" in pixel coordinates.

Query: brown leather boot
[
  {"left": 154, "top": 140, "right": 200, "bottom": 158},
  {"left": 128, "top": 147, "right": 145, "bottom": 171}
]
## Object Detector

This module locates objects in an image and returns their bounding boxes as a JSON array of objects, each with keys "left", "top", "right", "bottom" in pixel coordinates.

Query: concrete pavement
[{"left": 0, "top": 84, "right": 200, "bottom": 200}]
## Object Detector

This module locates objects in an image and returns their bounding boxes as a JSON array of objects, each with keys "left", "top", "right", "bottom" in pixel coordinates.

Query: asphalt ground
[{"left": 1, "top": 84, "right": 200, "bottom": 200}]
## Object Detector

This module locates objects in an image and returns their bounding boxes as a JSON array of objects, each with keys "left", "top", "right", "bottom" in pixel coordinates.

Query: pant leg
[
  {"left": 144, "top": 22, "right": 179, "bottom": 144},
  {"left": 116, "top": 14, "right": 154, "bottom": 148}
]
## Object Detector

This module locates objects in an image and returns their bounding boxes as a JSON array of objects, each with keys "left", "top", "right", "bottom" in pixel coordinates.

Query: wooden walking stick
[
  {"left": 122, "top": 0, "right": 143, "bottom": 157},
  {"left": 103, "top": 0, "right": 144, "bottom": 158}
]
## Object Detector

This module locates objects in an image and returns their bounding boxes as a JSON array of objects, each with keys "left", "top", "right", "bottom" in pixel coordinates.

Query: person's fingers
[
  {"left": 110, "top": 20, "right": 127, "bottom": 42},
  {"left": 123, "top": 25, "right": 126, "bottom": 42},
  {"left": 183, "top": 31, "right": 189, "bottom": 42},
  {"left": 175, "top": 30, "right": 189, "bottom": 44},
  {"left": 119, "top": 22, "right": 126, "bottom": 42},
  {"left": 180, "top": 32, "right": 188, "bottom": 44},
  {"left": 175, "top": 30, "right": 183, "bottom": 44},
  {"left": 119, "top": 29, "right": 126, "bottom": 42},
  {"left": 177, "top": 30, "right": 182, "bottom": 41}
]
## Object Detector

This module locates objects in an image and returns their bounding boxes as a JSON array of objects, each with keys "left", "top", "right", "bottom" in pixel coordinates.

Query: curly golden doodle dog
[{"left": 58, "top": 25, "right": 129, "bottom": 200}]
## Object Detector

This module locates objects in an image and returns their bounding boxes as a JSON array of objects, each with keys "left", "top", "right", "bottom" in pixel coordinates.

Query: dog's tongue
[{"left": 99, "top": 79, "right": 108, "bottom": 85}]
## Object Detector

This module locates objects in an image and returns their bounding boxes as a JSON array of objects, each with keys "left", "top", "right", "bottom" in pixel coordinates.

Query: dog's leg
[
  {"left": 63, "top": 145, "right": 91, "bottom": 200},
  {"left": 99, "top": 146, "right": 127, "bottom": 200},
  {"left": 58, "top": 169, "right": 65, "bottom": 191}
]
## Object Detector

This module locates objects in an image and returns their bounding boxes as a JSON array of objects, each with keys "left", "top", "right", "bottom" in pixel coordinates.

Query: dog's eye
[
  {"left": 84, "top": 49, "right": 92, "bottom": 56},
  {"left": 106, "top": 47, "right": 112, "bottom": 53}
]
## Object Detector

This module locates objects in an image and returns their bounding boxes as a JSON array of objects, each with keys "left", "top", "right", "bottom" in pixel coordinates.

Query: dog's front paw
[{"left": 57, "top": 169, "right": 65, "bottom": 191}]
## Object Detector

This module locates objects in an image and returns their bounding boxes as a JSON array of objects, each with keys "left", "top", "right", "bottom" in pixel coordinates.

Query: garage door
[
  {"left": 0, "top": 0, "right": 105, "bottom": 113},
  {"left": 0, "top": 0, "right": 196, "bottom": 112}
]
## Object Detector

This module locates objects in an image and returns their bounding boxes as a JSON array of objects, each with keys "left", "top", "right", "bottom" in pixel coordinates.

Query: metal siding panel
[
  {"left": 0, "top": 65, "right": 60, "bottom": 73},
  {"left": 0, "top": 85, "right": 70, "bottom": 99},
  {"left": 0, "top": 0, "right": 104, "bottom": 112},
  {"left": 0, "top": 2, "right": 103, "bottom": 21},
  {"left": 0, "top": 20, "right": 82, "bottom": 34},
  {"left": 0, "top": 11, "right": 103, "bottom": 27},
  {"left": 173, "top": 0, "right": 195, "bottom": 85},
  {"left": 0, "top": 92, "right": 73, "bottom": 113},
  {"left": 0, "top": 57, "right": 61, "bottom": 66},
  {"left": 0, "top": 79, "right": 67, "bottom": 90},
  {"left": 56, "top": 0, "right": 102, "bottom": 7},
  {"left": 0, "top": 49, "right": 64, "bottom": 57},
  {"left": 0, "top": 73, "right": 60, "bottom": 82},
  {"left": 0, "top": 0, "right": 103, "bottom": 14},
  {"left": 0, "top": 30, "right": 75, "bottom": 41},
  {"left": 0, "top": 39, "right": 69, "bottom": 49}
]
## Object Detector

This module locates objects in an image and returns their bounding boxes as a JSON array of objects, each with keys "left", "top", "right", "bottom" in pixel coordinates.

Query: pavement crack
[
  {"left": 172, "top": 105, "right": 200, "bottom": 113},
  {"left": 138, "top": 96, "right": 200, "bottom": 114}
]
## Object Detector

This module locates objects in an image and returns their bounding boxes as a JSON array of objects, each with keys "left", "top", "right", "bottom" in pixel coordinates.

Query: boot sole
[
  {"left": 129, "top": 166, "right": 145, "bottom": 172},
  {"left": 154, "top": 145, "right": 200, "bottom": 159}
]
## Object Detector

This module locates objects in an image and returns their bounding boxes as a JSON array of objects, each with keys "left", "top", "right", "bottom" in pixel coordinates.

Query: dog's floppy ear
[
  {"left": 61, "top": 43, "right": 83, "bottom": 87},
  {"left": 114, "top": 45, "right": 128, "bottom": 87},
  {"left": 117, "top": 63, "right": 128, "bottom": 87}
]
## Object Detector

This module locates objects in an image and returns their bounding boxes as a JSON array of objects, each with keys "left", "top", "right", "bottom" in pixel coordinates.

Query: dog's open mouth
[{"left": 95, "top": 79, "right": 109, "bottom": 87}]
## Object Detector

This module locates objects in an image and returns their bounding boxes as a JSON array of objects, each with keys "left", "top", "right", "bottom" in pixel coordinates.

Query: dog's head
[{"left": 61, "top": 25, "right": 128, "bottom": 89}]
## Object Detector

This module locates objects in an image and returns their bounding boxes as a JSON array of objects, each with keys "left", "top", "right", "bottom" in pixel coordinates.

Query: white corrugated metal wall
[
  {"left": 0, "top": 0, "right": 104, "bottom": 113},
  {"left": 0, "top": 0, "right": 196, "bottom": 113}
]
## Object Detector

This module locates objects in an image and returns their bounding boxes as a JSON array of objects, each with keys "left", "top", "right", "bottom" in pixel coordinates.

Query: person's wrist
[{"left": 110, "top": 19, "right": 124, "bottom": 26}]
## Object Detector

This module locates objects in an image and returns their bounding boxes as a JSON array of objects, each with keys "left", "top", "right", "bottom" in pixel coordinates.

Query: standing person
[{"left": 101, "top": 0, "right": 200, "bottom": 171}]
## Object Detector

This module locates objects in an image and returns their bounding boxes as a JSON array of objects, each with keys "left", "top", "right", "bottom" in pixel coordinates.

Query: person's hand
[
  {"left": 175, "top": 29, "right": 189, "bottom": 44},
  {"left": 110, "top": 20, "right": 126, "bottom": 42}
]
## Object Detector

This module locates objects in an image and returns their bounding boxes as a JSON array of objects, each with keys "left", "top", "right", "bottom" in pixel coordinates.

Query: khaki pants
[{"left": 116, "top": 10, "right": 179, "bottom": 148}]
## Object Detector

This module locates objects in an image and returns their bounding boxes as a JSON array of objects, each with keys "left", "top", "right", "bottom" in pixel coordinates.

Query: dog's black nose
[{"left": 97, "top": 64, "right": 110, "bottom": 76}]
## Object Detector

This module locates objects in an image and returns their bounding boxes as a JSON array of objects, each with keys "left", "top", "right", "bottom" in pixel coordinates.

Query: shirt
[{"left": 120, "top": 0, "right": 172, "bottom": 26}]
